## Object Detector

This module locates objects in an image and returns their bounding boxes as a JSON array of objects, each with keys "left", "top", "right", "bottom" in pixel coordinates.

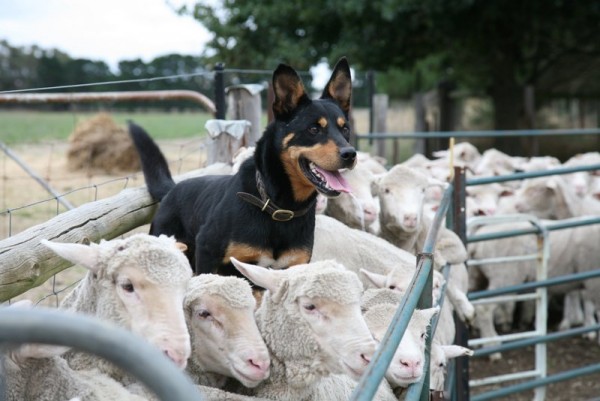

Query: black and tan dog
[{"left": 129, "top": 57, "right": 356, "bottom": 276}]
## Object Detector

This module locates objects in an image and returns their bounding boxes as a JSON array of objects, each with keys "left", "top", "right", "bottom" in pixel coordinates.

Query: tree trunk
[{"left": 490, "top": 72, "right": 525, "bottom": 155}]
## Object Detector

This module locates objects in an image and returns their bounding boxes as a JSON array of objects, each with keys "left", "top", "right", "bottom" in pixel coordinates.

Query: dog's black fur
[{"left": 129, "top": 58, "right": 356, "bottom": 276}]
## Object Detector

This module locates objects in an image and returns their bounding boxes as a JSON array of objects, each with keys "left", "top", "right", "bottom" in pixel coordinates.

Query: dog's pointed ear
[
  {"left": 272, "top": 64, "right": 309, "bottom": 119},
  {"left": 321, "top": 57, "right": 352, "bottom": 115}
]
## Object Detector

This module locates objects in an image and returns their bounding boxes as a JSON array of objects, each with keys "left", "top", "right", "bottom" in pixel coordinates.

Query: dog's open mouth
[{"left": 300, "top": 158, "right": 351, "bottom": 197}]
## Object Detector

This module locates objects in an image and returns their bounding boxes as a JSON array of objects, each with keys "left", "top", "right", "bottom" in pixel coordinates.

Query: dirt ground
[{"left": 470, "top": 335, "right": 600, "bottom": 400}]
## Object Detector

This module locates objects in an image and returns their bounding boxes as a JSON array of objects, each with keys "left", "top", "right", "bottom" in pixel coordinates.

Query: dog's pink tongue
[{"left": 314, "top": 166, "right": 352, "bottom": 193}]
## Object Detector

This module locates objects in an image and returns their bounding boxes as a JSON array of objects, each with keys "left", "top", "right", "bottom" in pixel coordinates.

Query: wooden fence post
[
  {"left": 204, "top": 119, "right": 251, "bottom": 165},
  {"left": 373, "top": 94, "right": 388, "bottom": 160},
  {"left": 226, "top": 84, "right": 265, "bottom": 146}
]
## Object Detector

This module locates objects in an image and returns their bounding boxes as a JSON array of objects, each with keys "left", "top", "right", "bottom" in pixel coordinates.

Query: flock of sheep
[{"left": 3, "top": 142, "right": 599, "bottom": 401}]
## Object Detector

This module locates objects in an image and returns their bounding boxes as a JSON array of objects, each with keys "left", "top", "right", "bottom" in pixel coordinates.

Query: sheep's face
[
  {"left": 327, "top": 165, "right": 380, "bottom": 229},
  {"left": 377, "top": 182, "right": 426, "bottom": 233},
  {"left": 429, "top": 344, "right": 474, "bottom": 391},
  {"left": 373, "top": 168, "right": 431, "bottom": 234},
  {"left": 565, "top": 172, "right": 591, "bottom": 197},
  {"left": 513, "top": 179, "right": 559, "bottom": 218},
  {"left": 41, "top": 234, "right": 193, "bottom": 370},
  {"left": 429, "top": 344, "right": 447, "bottom": 391},
  {"left": 112, "top": 265, "right": 191, "bottom": 369},
  {"left": 366, "top": 306, "right": 437, "bottom": 388},
  {"left": 186, "top": 293, "right": 270, "bottom": 387},
  {"left": 296, "top": 295, "right": 376, "bottom": 380}
]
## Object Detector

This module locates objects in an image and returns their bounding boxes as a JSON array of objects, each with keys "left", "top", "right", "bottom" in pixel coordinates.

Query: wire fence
[{"left": 0, "top": 136, "right": 207, "bottom": 307}]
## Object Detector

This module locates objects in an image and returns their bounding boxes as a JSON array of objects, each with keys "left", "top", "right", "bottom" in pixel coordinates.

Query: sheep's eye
[
  {"left": 389, "top": 285, "right": 396, "bottom": 290},
  {"left": 420, "top": 332, "right": 426, "bottom": 339},
  {"left": 198, "top": 310, "right": 211, "bottom": 319},
  {"left": 384, "top": 188, "right": 390, "bottom": 194},
  {"left": 438, "top": 362, "right": 445, "bottom": 368},
  {"left": 303, "top": 304, "right": 316, "bottom": 311},
  {"left": 308, "top": 126, "right": 320, "bottom": 135},
  {"left": 121, "top": 282, "right": 134, "bottom": 293}
]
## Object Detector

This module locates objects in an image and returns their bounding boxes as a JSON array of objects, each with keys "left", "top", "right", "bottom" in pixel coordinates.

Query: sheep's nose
[
  {"left": 164, "top": 349, "right": 188, "bottom": 369},
  {"left": 403, "top": 214, "right": 418, "bottom": 228},
  {"left": 400, "top": 358, "right": 421, "bottom": 372},
  {"left": 340, "top": 147, "right": 357, "bottom": 166},
  {"left": 248, "top": 357, "right": 271, "bottom": 375}
]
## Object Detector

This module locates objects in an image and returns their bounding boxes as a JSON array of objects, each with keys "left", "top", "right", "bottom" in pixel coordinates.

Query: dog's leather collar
[{"left": 237, "top": 171, "right": 316, "bottom": 222}]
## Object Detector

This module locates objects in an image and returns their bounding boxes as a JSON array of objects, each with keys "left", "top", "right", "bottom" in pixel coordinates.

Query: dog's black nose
[{"left": 340, "top": 146, "right": 357, "bottom": 165}]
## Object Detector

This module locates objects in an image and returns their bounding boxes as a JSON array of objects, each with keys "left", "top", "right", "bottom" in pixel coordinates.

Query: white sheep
[
  {"left": 428, "top": 343, "right": 473, "bottom": 392},
  {"left": 473, "top": 148, "right": 525, "bottom": 178},
  {"left": 563, "top": 152, "right": 600, "bottom": 197},
  {"left": 184, "top": 274, "right": 270, "bottom": 388},
  {"left": 363, "top": 302, "right": 439, "bottom": 388},
  {"left": 371, "top": 165, "right": 474, "bottom": 322},
  {"left": 2, "top": 302, "right": 147, "bottom": 401},
  {"left": 469, "top": 221, "right": 579, "bottom": 357},
  {"left": 465, "top": 183, "right": 514, "bottom": 217},
  {"left": 432, "top": 142, "right": 481, "bottom": 169},
  {"left": 229, "top": 257, "right": 378, "bottom": 401},
  {"left": 325, "top": 160, "right": 381, "bottom": 234},
  {"left": 360, "top": 269, "right": 455, "bottom": 346},
  {"left": 42, "top": 234, "right": 193, "bottom": 380},
  {"left": 4, "top": 344, "right": 148, "bottom": 401},
  {"left": 513, "top": 175, "right": 600, "bottom": 219},
  {"left": 360, "top": 287, "right": 472, "bottom": 393},
  {"left": 311, "top": 215, "right": 416, "bottom": 290}
]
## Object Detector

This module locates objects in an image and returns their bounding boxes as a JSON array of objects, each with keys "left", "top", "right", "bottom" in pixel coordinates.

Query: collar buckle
[{"left": 271, "top": 209, "right": 294, "bottom": 221}]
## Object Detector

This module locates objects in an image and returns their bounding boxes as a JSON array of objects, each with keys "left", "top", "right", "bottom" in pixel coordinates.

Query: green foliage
[
  {"left": 0, "top": 41, "right": 214, "bottom": 110},
  {"left": 184, "top": 0, "right": 600, "bottom": 131}
]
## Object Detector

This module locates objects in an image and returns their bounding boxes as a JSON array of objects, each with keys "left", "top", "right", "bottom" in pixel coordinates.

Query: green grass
[{"left": 0, "top": 110, "right": 214, "bottom": 144}]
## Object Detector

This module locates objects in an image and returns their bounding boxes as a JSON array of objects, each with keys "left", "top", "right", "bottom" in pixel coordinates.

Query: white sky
[
  {"left": 0, "top": 0, "right": 211, "bottom": 71},
  {"left": 0, "top": 0, "right": 332, "bottom": 88}
]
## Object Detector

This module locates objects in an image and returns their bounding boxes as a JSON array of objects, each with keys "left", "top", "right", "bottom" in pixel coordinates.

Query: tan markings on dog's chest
[
  {"left": 222, "top": 242, "right": 310, "bottom": 269},
  {"left": 281, "top": 140, "right": 341, "bottom": 202},
  {"left": 222, "top": 243, "right": 273, "bottom": 265}
]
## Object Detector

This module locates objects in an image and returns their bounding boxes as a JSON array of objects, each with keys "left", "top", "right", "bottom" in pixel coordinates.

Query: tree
[{"left": 184, "top": 0, "right": 600, "bottom": 153}]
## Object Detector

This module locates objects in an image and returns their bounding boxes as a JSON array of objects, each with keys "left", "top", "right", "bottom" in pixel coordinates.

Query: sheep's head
[
  {"left": 184, "top": 274, "right": 270, "bottom": 388},
  {"left": 326, "top": 163, "right": 380, "bottom": 230},
  {"left": 231, "top": 257, "right": 376, "bottom": 381},
  {"left": 42, "top": 234, "right": 192, "bottom": 369},
  {"left": 364, "top": 304, "right": 439, "bottom": 388},
  {"left": 372, "top": 165, "right": 445, "bottom": 234},
  {"left": 513, "top": 176, "right": 575, "bottom": 219},
  {"left": 360, "top": 267, "right": 413, "bottom": 295},
  {"left": 429, "top": 344, "right": 473, "bottom": 391}
]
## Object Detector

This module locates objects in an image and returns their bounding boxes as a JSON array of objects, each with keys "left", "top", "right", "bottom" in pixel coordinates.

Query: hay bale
[{"left": 67, "top": 113, "right": 140, "bottom": 173}]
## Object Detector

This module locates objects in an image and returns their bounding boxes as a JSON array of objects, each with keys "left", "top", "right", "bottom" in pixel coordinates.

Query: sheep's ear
[
  {"left": 427, "top": 176, "right": 448, "bottom": 189},
  {"left": 41, "top": 239, "right": 100, "bottom": 273},
  {"left": 359, "top": 269, "right": 388, "bottom": 288},
  {"left": 175, "top": 242, "right": 188, "bottom": 252},
  {"left": 11, "top": 344, "right": 70, "bottom": 363},
  {"left": 9, "top": 299, "right": 33, "bottom": 308},
  {"left": 440, "top": 344, "right": 474, "bottom": 359},
  {"left": 419, "top": 306, "right": 440, "bottom": 324},
  {"left": 546, "top": 179, "right": 559, "bottom": 190},
  {"left": 370, "top": 174, "right": 384, "bottom": 196},
  {"left": 230, "top": 257, "right": 284, "bottom": 293}
]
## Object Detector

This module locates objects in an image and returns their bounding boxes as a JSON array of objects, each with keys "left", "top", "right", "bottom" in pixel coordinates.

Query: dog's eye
[
  {"left": 308, "top": 126, "right": 320, "bottom": 135},
  {"left": 341, "top": 126, "right": 350, "bottom": 136}
]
